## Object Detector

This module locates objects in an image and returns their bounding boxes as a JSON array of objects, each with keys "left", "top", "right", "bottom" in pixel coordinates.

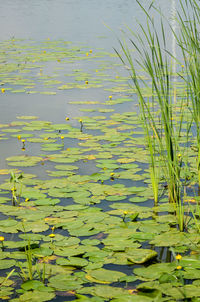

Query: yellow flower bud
[
  {"left": 49, "top": 233, "right": 55, "bottom": 238},
  {"left": 176, "top": 254, "right": 182, "bottom": 260},
  {"left": 1, "top": 88, "right": 5, "bottom": 93},
  {"left": 176, "top": 265, "right": 182, "bottom": 270},
  {"left": 0, "top": 236, "right": 5, "bottom": 241}
]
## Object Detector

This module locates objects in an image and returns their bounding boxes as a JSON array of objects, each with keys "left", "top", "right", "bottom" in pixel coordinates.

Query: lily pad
[
  {"left": 126, "top": 248, "right": 157, "bottom": 264},
  {"left": 86, "top": 268, "right": 126, "bottom": 283}
]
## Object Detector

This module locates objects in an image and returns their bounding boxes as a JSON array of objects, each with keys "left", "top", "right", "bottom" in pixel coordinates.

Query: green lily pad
[
  {"left": 21, "top": 280, "right": 46, "bottom": 291},
  {"left": 33, "top": 198, "right": 60, "bottom": 206},
  {"left": 86, "top": 268, "right": 126, "bottom": 283},
  {"left": 48, "top": 274, "right": 83, "bottom": 291},
  {"left": 126, "top": 248, "right": 157, "bottom": 264},
  {"left": 56, "top": 257, "right": 88, "bottom": 267},
  {"left": 0, "top": 259, "right": 16, "bottom": 269},
  {"left": 13, "top": 290, "right": 55, "bottom": 301},
  {"left": 6, "top": 155, "right": 42, "bottom": 167},
  {"left": 134, "top": 263, "right": 176, "bottom": 280},
  {"left": 78, "top": 285, "right": 129, "bottom": 299}
]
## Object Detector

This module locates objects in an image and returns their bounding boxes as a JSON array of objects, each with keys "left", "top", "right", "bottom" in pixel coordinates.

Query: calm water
[{"left": 0, "top": 0, "right": 174, "bottom": 47}]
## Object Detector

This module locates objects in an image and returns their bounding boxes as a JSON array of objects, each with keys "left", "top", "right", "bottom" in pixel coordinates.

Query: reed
[
  {"left": 116, "top": 2, "right": 184, "bottom": 204},
  {"left": 175, "top": 0, "right": 200, "bottom": 187}
]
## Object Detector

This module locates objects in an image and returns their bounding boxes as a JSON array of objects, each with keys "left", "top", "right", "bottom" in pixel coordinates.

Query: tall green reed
[
  {"left": 175, "top": 0, "right": 200, "bottom": 187},
  {"left": 116, "top": 3, "right": 184, "bottom": 204}
]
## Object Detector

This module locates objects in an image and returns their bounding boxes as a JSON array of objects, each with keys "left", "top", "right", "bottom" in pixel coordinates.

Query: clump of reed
[
  {"left": 116, "top": 1, "right": 199, "bottom": 231},
  {"left": 176, "top": 0, "right": 200, "bottom": 187},
  {"left": 116, "top": 3, "right": 185, "bottom": 205}
]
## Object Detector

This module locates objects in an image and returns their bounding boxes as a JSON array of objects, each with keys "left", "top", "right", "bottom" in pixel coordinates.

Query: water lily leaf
[
  {"left": 78, "top": 285, "right": 129, "bottom": 299},
  {"left": 11, "top": 133, "right": 33, "bottom": 138},
  {"left": 150, "top": 231, "right": 199, "bottom": 247},
  {"left": 13, "top": 290, "right": 55, "bottom": 301},
  {"left": 32, "top": 247, "right": 53, "bottom": 258},
  {"left": 86, "top": 268, "right": 126, "bottom": 283},
  {"left": 17, "top": 221, "right": 49, "bottom": 233},
  {"left": 2, "top": 128, "right": 22, "bottom": 133},
  {"left": 82, "top": 239, "right": 100, "bottom": 246},
  {"left": 0, "top": 287, "right": 14, "bottom": 299},
  {"left": 21, "top": 280, "right": 46, "bottom": 291},
  {"left": 134, "top": 263, "right": 175, "bottom": 280},
  {"left": 0, "top": 260, "right": 16, "bottom": 269},
  {"left": 85, "top": 274, "right": 110, "bottom": 285},
  {"left": 21, "top": 189, "right": 46, "bottom": 200},
  {"left": 138, "top": 221, "right": 170, "bottom": 234},
  {"left": 0, "top": 276, "right": 14, "bottom": 286},
  {"left": 105, "top": 196, "right": 127, "bottom": 201},
  {"left": 17, "top": 116, "right": 38, "bottom": 120},
  {"left": 48, "top": 274, "right": 83, "bottom": 291},
  {"left": 41, "top": 143, "right": 63, "bottom": 151},
  {"left": 0, "top": 219, "right": 19, "bottom": 233},
  {"left": 56, "top": 257, "right": 88, "bottom": 267},
  {"left": 6, "top": 155, "right": 42, "bottom": 167},
  {"left": 33, "top": 198, "right": 60, "bottom": 206},
  {"left": 54, "top": 236, "right": 80, "bottom": 247},
  {"left": 40, "top": 91, "right": 56, "bottom": 95},
  {"left": 126, "top": 248, "right": 157, "bottom": 264},
  {"left": 111, "top": 296, "right": 154, "bottom": 302}
]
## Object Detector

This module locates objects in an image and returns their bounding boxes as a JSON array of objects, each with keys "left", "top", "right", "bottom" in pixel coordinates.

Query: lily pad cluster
[
  {"left": 0, "top": 39, "right": 199, "bottom": 302},
  {"left": 0, "top": 38, "right": 132, "bottom": 96}
]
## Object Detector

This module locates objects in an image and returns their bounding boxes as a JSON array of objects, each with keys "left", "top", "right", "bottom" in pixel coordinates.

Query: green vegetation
[{"left": 0, "top": 2, "right": 200, "bottom": 300}]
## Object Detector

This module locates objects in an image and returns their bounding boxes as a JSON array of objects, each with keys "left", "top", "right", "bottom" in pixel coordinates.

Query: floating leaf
[
  {"left": 126, "top": 248, "right": 157, "bottom": 264},
  {"left": 86, "top": 268, "right": 126, "bottom": 283},
  {"left": 0, "top": 260, "right": 16, "bottom": 269},
  {"left": 56, "top": 257, "right": 88, "bottom": 267}
]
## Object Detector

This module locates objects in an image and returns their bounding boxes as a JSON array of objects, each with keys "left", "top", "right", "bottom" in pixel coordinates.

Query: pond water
[
  {"left": 0, "top": 0, "right": 172, "bottom": 45},
  {"left": 0, "top": 1, "right": 199, "bottom": 302}
]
